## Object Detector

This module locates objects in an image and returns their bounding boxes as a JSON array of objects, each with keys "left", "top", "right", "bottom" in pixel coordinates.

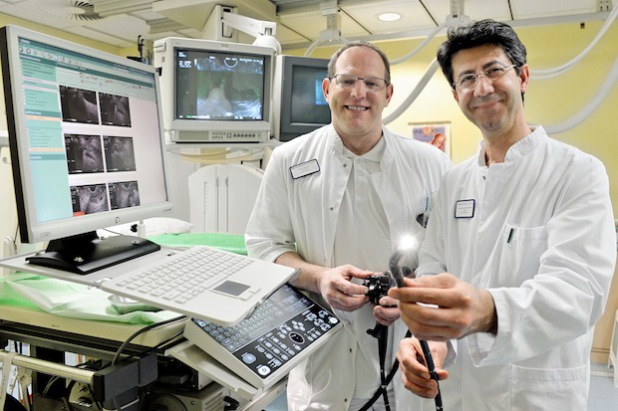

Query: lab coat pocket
[
  {"left": 499, "top": 224, "right": 548, "bottom": 286},
  {"left": 509, "top": 364, "right": 587, "bottom": 410}
]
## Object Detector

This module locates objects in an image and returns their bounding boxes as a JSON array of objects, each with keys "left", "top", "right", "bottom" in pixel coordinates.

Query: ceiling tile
[
  {"left": 0, "top": 1, "right": 76, "bottom": 30},
  {"left": 83, "top": 14, "right": 150, "bottom": 44},
  {"left": 342, "top": 0, "right": 438, "bottom": 33},
  {"left": 0, "top": 0, "right": 611, "bottom": 49},
  {"left": 65, "top": 25, "right": 134, "bottom": 47},
  {"left": 423, "top": 0, "right": 512, "bottom": 24},
  {"left": 511, "top": 0, "right": 599, "bottom": 19}
]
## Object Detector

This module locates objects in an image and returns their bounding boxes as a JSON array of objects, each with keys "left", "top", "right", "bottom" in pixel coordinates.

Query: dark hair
[
  {"left": 327, "top": 40, "right": 391, "bottom": 84},
  {"left": 437, "top": 19, "right": 527, "bottom": 89}
]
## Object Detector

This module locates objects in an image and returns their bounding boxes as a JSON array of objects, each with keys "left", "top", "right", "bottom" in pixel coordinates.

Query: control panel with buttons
[{"left": 184, "top": 284, "right": 342, "bottom": 388}]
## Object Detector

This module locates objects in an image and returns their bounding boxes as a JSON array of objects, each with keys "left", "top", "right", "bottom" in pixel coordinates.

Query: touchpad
[{"left": 214, "top": 280, "right": 251, "bottom": 297}]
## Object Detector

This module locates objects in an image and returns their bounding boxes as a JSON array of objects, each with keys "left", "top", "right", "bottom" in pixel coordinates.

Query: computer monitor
[
  {"left": 0, "top": 25, "right": 173, "bottom": 274},
  {"left": 154, "top": 37, "right": 274, "bottom": 143},
  {"left": 273, "top": 55, "right": 331, "bottom": 142}
]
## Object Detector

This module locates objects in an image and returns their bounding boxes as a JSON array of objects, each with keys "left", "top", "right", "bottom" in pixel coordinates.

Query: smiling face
[
  {"left": 451, "top": 44, "right": 530, "bottom": 142},
  {"left": 323, "top": 45, "right": 393, "bottom": 153}
]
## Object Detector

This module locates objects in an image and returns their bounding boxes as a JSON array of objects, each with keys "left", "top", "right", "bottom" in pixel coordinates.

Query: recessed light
[{"left": 378, "top": 12, "right": 402, "bottom": 22}]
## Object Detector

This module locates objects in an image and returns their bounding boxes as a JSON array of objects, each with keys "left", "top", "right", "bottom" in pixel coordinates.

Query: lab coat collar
[
  {"left": 329, "top": 126, "right": 389, "bottom": 164},
  {"left": 340, "top": 136, "right": 386, "bottom": 164},
  {"left": 476, "top": 126, "right": 545, "bottom": 167}
]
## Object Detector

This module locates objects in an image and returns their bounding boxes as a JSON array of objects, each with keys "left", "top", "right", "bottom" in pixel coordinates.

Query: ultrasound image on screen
[
  {"left": 65, "top": 134, "right": 104, "bottom": 174},
  {"left": 176, "top": 50, "right": 265, "bottom": 121},
  {"left": 99, "top": 93, "right": 131, "bottom": 127},
  {"left": 109, "top": 181, "right": 140, "bottom": 209},
  {"left": 71, "top": 184, "right": 110, "bottom": 215},
  {"left": 59, "top": 86, "right": 99, "bottom": 124},
  {"left": 103, "top": 136, "right": 136, "bottom": 172}
]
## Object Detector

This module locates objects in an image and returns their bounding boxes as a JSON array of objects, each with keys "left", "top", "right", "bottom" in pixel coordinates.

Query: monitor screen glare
[{"left": 290, "top": 65, "right": 329, "bottom": 125}]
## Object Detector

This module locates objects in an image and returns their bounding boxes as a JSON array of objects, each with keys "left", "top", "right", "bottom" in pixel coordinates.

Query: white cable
[
  {"left": 16, "top": 367, "right": 32, "bottom": 411},
  {"left": 530, "top": 5, "right": 618, "bottom": 79},
  {"left": 383, "top": 58, "right": 440, "bottom": 125},
  {"left": 389, "top": 24, "right": 446, "bottom": 65},
  {"left": 1, "top": 351, "right": 18, "bottom": 411},
  {"left": 304, "top": 36, "right": 351, "bottom": 57},
  {"left": 542, "top": 56, "right": 618, "bottom": 134},
  {"left": 303, "top": 39, "right": 322, "bottom": 57}
]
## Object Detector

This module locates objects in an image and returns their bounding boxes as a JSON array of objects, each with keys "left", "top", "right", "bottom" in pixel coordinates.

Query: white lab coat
[
  {"left": 417, "top": 127, "right": 617, "bottom": 410},
  {"left": 246, "top": 124, "right": 450, "bottom": 411}
]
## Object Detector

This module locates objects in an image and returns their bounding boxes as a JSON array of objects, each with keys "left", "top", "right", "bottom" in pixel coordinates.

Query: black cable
[
  {"left": 375, "top": 324, "right": 391, "bottom": 411},
  {"left": 102, "top": 316, "right": 185, "bottom": 410},
  {"left": 111, "top": 315, "right": 186, "bottom": 366},
  {"left": 390, "top": 254, "right": 444, "bottom": 411},
  {"left": 359, "top": 329, "right": 412, "bottom": 411},
  {"left": 419, "top": 339, "right": 443, "bottom": 411},
  {"left": 224, "top": 395, "right": 240, "bottom": 410},
  {"left": 360, "top": 323, "right": 391, "bottom": 411}
]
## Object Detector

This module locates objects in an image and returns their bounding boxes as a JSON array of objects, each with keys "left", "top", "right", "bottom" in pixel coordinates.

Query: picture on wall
[{"left": 409, "top": 122, "right": 451, "bottom": 156}]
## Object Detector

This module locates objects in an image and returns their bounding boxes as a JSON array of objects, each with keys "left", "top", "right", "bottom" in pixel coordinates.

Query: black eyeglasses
[
  {"left": 331, "top": 74, "right": 389, "bottom": 91},
  {"left": 453, "top": 65, "right": 518, "bottom": 91}
]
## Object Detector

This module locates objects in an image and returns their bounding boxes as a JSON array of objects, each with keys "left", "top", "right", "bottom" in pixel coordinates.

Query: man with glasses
[
  {"left": 390, "top": 19, "right": 616, "bottom": 410},
  {"left": 245, "top": 41, "right": 450, "bottom": 410}
]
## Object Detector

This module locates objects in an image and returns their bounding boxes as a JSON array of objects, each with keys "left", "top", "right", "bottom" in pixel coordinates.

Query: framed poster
[{"left": 409, "top": 122, "right": 451, "bottom": 156}]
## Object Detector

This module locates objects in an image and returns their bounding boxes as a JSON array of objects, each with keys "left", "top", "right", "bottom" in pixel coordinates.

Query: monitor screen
[
  {"left": 154, "top": 38, "right": 274, "bottom": 143},
  {"left": 273, "top": 55, "right": 331, "bottom": 142},
  {"left": 0, "top": 25, "right": 173, "bottom": 273}
]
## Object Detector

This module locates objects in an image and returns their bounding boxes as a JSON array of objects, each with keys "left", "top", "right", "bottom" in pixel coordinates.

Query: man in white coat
[
  {"left": 389, "top": 19, "right": 616, "bottom": 410},
  {"left": 245, "top": 41, "right": 450, "bottom": 410}
]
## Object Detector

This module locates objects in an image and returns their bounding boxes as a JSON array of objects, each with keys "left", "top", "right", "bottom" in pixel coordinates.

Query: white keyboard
[{"left": 100, "top": 246, "right": 298, "bottom": 326}]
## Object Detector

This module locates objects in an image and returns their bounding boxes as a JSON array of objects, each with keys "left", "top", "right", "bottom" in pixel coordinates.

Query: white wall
[
  {"left": 0, "top": 145, "right": 17, "bottom": 259},
  {"left": 164, "top": 149, "right": 201, "bottom": 223}
]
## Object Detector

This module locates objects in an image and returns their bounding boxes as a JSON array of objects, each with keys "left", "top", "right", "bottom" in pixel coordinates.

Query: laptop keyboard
[
  {"left": 100, "top": 245, "right": 299, "bottom": 325},
  {"left": 110, "top": 246, "right": 253, "bottom": 305}
]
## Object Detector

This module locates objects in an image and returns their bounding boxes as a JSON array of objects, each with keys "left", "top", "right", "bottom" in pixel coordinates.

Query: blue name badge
[
  {"left": 290, "top": 159, "right": 320, "bottom": 179},
  {"left": 454, "top": 199, "right": 475, "bottom": 218}
]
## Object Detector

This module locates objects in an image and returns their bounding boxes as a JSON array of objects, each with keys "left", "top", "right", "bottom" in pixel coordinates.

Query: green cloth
[
  {"left": 0, "top": 272, "right": 179, "bottom": 324},
  {"left": 149, "top": 232, "right": 247, "bottom": 255},
  {"left": 0, "top": 233, "right": 247, "bottom": 324}
]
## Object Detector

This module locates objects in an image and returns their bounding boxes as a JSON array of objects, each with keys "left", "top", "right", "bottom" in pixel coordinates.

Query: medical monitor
[
  {"left": 0, "top": 25, "right": 172, "bottom": 274},
  {"left": 273, "top": 55, "right": 331, "bottom": 142},
  {"left": 154, "top": 37, "right": 274, "bottom": 143}
]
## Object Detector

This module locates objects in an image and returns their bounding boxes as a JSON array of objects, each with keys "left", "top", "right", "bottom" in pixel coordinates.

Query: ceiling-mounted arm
[
  {"left": 450, "top": 0, "right": 465, "bottom": 18},
  {"left": 446, "top": 0, "right": 470, "bottom": 26},
  {"left": 221, "top": 10, "right": 281, "bottom": 54}
]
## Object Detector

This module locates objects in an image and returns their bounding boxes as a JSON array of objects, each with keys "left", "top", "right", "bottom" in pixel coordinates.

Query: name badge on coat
[
  {"left": 290, "top": 159, "right": 320, "bottom": 179},
  {"left": 455, "top": 199, "right": 475, "bottom": 218}
]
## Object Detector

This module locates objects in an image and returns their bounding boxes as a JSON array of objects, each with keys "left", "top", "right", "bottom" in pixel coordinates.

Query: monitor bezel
[
  {"left": 0, "top": 25, "right": 173, "bottom": 245},
  {"left": 273, "top": 55, "right": 331, "bottom": 142},
  {"left": 155, "top": 37, "right": 275, "bottom": 142}
]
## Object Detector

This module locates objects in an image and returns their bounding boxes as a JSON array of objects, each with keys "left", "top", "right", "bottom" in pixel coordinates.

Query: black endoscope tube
[
  {"left": 389, "top": 251, "right": 443, "bottom": 411},
  {"left": 419, "top": 339, "right": 443, "bottom": 410}
]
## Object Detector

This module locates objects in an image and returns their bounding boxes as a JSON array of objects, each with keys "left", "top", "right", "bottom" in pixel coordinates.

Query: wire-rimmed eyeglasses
[
  {"left": 453, "top": 64, "right": 518, "bottom": 91},
  {"left": 331, "top": 74, "right": 389, "bottom": 91}
]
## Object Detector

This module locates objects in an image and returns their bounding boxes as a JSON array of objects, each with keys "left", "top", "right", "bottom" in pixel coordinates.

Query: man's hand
[
  {"left": 318, "top": 264, "right": 373, "bottom": 311},
  {"left": 275, "top": 253, "right": 375, "bottom": 312},
  {"left": 397, "top": 338, "right": 449, "bottom": 399},
  {"left": 388, "top": 273, "right": 497, "bottom": 340},
  {"left": 373, "top": 296, "right": 400, "bottom": 326}
]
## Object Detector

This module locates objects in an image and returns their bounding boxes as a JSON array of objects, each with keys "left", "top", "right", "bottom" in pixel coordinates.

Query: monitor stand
[{"left": 26, "top": 231, "right": 160, "bottom": 275}]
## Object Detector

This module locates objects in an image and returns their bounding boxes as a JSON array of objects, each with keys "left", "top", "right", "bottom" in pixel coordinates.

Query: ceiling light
[{"left": 378, "top": 12, "right": 401, "bottom": 22}]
